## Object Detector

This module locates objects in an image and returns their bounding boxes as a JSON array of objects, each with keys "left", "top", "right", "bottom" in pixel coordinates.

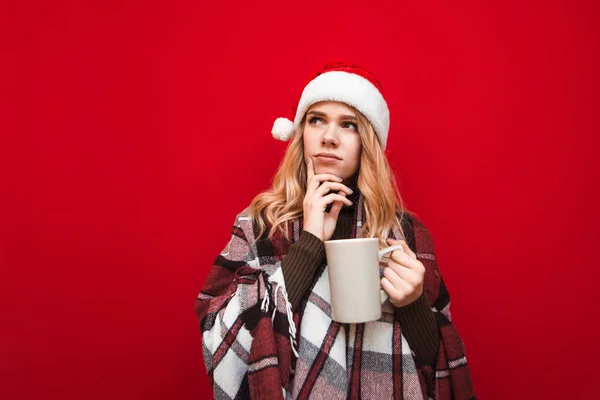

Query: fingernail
[
  {"left": 337, "top": 176, "right": 343, "bottom": 181},
  {"left": 348, "top": 188, "right": 353, "bottom": 193}
]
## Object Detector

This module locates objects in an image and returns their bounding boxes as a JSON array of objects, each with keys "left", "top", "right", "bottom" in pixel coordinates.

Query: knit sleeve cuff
[
  {"left": 395, "top": 293, "right": 440, "bottom": 367},
  {"left": 281, "top": 230, "right": 325, "bottom": 311}
]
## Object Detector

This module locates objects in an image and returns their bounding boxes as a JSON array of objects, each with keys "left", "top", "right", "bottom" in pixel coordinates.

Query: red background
[{"left": 2, "top": 1, "right": 599, "bottom": 399}]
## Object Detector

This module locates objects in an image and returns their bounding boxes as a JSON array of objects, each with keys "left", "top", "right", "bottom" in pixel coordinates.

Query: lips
[{"left": 315, "top": 153, "right": 342, "bottom": 160}]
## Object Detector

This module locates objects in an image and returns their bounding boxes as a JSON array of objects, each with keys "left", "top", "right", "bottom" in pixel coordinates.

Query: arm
[
  {"left": 391, "top": 212, "right": 440, "bottom": 368},
  {"left": 281, "top": 230, "right": 325, "bottom": 311},
  {"left": 281, "top": 218, "right": 440, "bottom": 367},
  {"left": 194, "top": 209, "right": 292, "bottom": 399},
  {"left": 281, "top": 156, "right": 353, "bottom": 311},
  {"left": 395, "top": 293, "right": 439, "bottom": 367},
  {"left": 401, "top": 213, "right": 476, "bottom": 398}
]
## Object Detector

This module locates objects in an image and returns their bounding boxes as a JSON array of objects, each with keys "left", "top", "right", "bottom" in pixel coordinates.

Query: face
[{"left": 303, "top": 101, "right": 362, "bottom": 183}]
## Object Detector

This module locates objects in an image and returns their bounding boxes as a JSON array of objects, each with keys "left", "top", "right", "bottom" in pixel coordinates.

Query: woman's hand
[
  {"left": 381, "top": 238, "right": 426, "bottom": 307},
  {"left": 302, "top": 157, "right": 354, "bottom": 241}
]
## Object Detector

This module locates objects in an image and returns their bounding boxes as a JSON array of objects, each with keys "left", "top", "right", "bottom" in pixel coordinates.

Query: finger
[
  {"left": 383, "top": 266, "right": 406, "bottom": 289},
  {"left": 388, "top": 239, "right": 416, "bottom": 259},
  {"left": 381, "top": 277, "right": 410, "bottom": 302},
  {"left": 389, "top": 250, "right": 424, "bottom": 272},
  {"left": 381, "top": 277, "right": 399, "bottom": 297},
  {"left": 322, "top": 193, "right": 353, "bottom": 207},
  {"left": 386, "top": 261, "right": 421, "bottom": 287},
  {"left": 314, "top": 181, "right": 353, "bottom": 197},
  {"left": 387, "top": 238, "right": 417, "bottom": 260},
  {"left": 327, "top": 191, "right": 346, "bottom": 219},
  {"left": 306, "top": 171, "right": 343, "bottom": 197}
]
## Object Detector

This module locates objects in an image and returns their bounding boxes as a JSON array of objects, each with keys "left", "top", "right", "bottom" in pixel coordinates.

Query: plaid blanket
[{"left": 195, "top": 193, "right": 475, "bottom": 399}]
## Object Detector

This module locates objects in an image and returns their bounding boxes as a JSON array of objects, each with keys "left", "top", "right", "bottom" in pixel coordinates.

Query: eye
[
  {"left": 342, "top": 122, "right": 358, "bottom": 131},
  {"left": 308, "top": 116, "right": 324, "bottom": 126}
]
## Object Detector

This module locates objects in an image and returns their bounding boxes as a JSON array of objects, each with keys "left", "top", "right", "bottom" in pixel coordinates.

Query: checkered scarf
[{"left": 195, "top": 193, "right": 475, "bottom": 399}]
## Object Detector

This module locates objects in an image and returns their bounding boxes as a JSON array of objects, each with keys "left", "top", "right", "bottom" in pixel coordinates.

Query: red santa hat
[{"left": 272, "top": 61, "right": 391, "bottom": 148}]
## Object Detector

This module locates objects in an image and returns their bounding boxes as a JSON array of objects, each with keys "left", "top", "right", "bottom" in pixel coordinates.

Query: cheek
[
  {"left": 346, "top": 139, "right": 362, "bottom": 171},
  {"left": 302, "top": 134, "right": 311, "bottom": 152},
  {"left": 303, "top": 127, "right": 317, "bottom": 148},
  {"left": 352, "top": 139, "right": 362, "bottom": 163}
]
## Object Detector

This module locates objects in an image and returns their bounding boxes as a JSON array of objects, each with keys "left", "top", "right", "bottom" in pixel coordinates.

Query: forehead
[{"left": 306, "top": 101, "right": 356, "bottom": 116}]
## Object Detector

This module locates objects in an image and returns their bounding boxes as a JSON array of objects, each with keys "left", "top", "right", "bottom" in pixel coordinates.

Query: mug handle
[
  {"left": 379, "top": 245, "right": 404, "bottom": 304},
  {"left": 378, "top": 245, "right": 403, "bottom": 260}
]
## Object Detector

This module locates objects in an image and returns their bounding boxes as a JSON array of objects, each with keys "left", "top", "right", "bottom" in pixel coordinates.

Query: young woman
[{"left": 195, "top": 62, "right": 475, "bottom": 399}]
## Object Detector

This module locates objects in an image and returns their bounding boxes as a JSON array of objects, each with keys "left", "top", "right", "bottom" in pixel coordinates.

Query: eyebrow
[{"left": 307, "top": 110, "right": 357, "bottom": 120}]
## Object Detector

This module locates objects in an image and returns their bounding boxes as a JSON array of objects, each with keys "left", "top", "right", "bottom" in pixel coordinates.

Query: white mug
[{"left": 324, "top": 238, "right": 403, "bottom": 323}]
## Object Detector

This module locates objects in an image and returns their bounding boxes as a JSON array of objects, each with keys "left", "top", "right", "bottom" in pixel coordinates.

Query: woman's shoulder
[
  {"left": 396, "top": 209, "right": 435, "bottom": 253},
  {"left": 227, "top": 205, "right": 281, "bottom": 243},
  {"left": 397, "top": 209, "right": 429, "bottom": 232},
  {"left": 225, "top": 206, "right": 253, "bottom": 228},
  {"left": 234, "top": 205, "right": 253, "bottom": 220},
  {"left": 223, "top": 206, "right": 258, "bottom": 242}
]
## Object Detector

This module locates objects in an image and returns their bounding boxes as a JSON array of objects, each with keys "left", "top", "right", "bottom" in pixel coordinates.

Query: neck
[
  {"left": 340, "top": 174, "right": 359, "bottom": 214},
  {"left": 342, "top": 173, "right": 358, "bottom": 189}
]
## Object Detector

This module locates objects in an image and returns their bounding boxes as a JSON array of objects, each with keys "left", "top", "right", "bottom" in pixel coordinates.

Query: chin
[{"left": 316, "top": 166, "right": 340, "bottom": 175}]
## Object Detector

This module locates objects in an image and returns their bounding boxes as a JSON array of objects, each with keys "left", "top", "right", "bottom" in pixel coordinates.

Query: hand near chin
[{"left": 302, "top": 157, "right": 353, "bottom": 241}]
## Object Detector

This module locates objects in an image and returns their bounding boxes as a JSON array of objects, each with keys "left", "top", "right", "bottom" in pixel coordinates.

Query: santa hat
[{"left": 271, "top": 61, "right": 391, "bottom": 148}]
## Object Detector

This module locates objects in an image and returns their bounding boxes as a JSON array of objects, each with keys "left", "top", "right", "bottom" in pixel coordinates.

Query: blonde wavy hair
[{"left": 248, "top": 105, "right": 412, "bottom": 247}]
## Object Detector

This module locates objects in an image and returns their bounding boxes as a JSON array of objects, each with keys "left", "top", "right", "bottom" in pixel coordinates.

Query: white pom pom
[{"left": 271, "top": 118, "right": 295, "bottom": 141}]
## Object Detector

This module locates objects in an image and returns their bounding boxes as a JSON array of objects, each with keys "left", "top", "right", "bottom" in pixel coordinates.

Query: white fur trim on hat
[
  {"left": 271, "top": 117, "right": 295, "bottom": 141},
  {"left": 294, "top": 71, "right": 390, "bottom": 148}
]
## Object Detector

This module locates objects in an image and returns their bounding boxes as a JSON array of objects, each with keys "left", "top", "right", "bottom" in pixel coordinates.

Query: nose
[{"left": 321, "top": 124, "right": 339, "bottom": 146}]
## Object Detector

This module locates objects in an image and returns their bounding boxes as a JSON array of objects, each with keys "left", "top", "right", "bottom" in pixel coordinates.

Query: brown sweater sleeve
[
  {"left": 281, "top": 230, "right": 325, "bottom": 311},
  {"left": 395, "top": 293, "right": 440, "bottom": 367}
]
